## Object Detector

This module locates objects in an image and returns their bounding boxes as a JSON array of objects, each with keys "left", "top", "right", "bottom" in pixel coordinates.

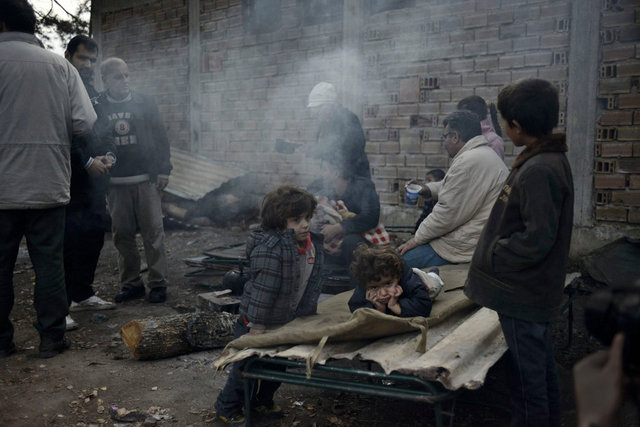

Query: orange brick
[
  {"left": 611, "top": 190, "right": 640, "bottom": 206},
  {"left": 630, "top": 175, "right": 640, "bottom": 189},
  {"left": 602, "top": 45, "right": 635, "bottom": 62},
  {"left": 617, "top": 126, "right": 640, "bottom": 141},
  {"left": 599, "top": 111, "right": 634, "bottom": 126},
  {"left": 629, "top": 207, "right": 640, "bottom": 223},
  {"left": 595, "top": 206, "right": 628, "bottom": 222},
  {"left": 594, "top": 174, "right": 627, "bottom": 189},
  {"left": 618, "top": 94, "right": 640, "bottom": 109},
  {"left": 618, "top": 158, "right": 640, "bottom": 173},
  {"left": 600, "top": 142, "right": 634, "bottom": 157}
]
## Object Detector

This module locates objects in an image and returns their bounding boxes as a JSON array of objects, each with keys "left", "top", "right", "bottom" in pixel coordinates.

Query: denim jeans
[
  {"left": 499, "top": 314, "right": 561, "bottom": 427},
  {"left": 214, "top": 318, "right": 284, "bottom": 417},
  {"left": 402, "top": 243, "right": 450, "bottom": 269}
]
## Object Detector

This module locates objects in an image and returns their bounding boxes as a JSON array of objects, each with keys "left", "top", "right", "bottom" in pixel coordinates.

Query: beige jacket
[
  {"left": 414, "top": 135, "right": 509, "bottom": 263},
  {"left": 0, "top": 32, "right": 96, "bottom": 209}
]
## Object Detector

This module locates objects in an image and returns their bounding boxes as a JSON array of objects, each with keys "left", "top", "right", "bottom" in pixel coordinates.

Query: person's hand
[
  {"left": 418, "top": 184, "right": 432, "bottom": 198},
  {"left": 157, "top": 177, "right": 169, "bottom": 191},
  {"left": 397, "top": 238, "right": 419, "bottom": 256},
  {"left": 86, "top": 158, "right": 110, "bottom": 177},
  {"left": 248, "top": 327, "right": 266, "bottom": 335},
  {"left": 97, "top": 155, "right": 114, "bottom": 168},
  {"left": 321, "top": 223, "right": 343, "bottom": 241},
  {"left": 365, "top": 288, "right": 386, "bottom": 313},
  {"left": 405, "top": 179, "right": 421, "bottom": 188},
  {"left": 386, "top": 284, "right": 403, "bottom": 315},
  {"left": 574, "top": 333, "right": 625, "bottom": 427}
]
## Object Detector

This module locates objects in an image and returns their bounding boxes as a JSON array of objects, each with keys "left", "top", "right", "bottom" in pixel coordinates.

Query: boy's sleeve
[
  {"left": 243, "top": 245, "right": 283, "bottom": 325},
  {"left": 341, "top": 180, "right": 381, "bottom": 234},
  {"left": 348, "top": 286, "right": 374, "bottom": 312},
  {"left": 397, "top": 272, "right": 432, "bottom": 318},
  {"left": 493, "top": 165, "right": 567, "bottom": 272}
]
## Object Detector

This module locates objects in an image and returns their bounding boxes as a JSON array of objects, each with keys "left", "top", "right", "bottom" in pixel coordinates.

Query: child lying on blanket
[
  {"left": 348, "top": 245, "right": 443, "bottom": 317},
  {"left": 213, "top": 185, "right": 324, "bottom": 426}
]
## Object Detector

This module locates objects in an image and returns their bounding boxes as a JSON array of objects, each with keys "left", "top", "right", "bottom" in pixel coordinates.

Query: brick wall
[
  {"left": 594, "top": 0, "right": 640, "bottom": 224},
  {"left": 96, "top": 0, "right": 640, "bottom": 225}
]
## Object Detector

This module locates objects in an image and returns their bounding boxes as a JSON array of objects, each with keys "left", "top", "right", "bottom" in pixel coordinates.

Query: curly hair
[
  {"left": 260, "top": 185, "right": 317, "bottom": 230},
  {"left": 349, "top": 245, "right": 403, "bottom": 288}
]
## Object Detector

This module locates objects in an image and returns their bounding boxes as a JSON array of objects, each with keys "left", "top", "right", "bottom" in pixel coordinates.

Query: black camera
[{"left": 584, "top": 287, "right": 640, "bottom": 374}]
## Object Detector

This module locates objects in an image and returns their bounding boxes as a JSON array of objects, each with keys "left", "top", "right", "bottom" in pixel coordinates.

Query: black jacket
[
  {"left": 93, "top": 91, "right": 172, "bottom": 182},
  {"left": 339, "top": 176, "right": 380, "bottom": 235},
  {"left": 348, "top": 260, "right": 432, "bottom": 317},
  {"left": 464, "top": 134, "right": 574, "bottom": 322},
  {"left": 317, "top": 105, "right": 370, "bottom": 179}
]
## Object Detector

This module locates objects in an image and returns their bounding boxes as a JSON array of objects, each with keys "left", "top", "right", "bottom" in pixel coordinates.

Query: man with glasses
[
  {"left": 93, "top": 58, "right": 172, "bottom": 304},
  {"left": 397, "top": 110, "right": 508, "bottom": 268}
]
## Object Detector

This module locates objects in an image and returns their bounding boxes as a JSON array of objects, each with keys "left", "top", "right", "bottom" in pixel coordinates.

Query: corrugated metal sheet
[
  {"left": 213, "top": 264, "right": 508, "bottom": 391},
  {"left": 165, "top": 148, "right": 245, "bottom": 201}
]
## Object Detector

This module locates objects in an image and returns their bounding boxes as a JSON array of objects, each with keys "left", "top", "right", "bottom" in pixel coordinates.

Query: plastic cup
[
  {"left": 405, "top": 184, "right": 421, "bottom": 205},
  {"left": 105, "top": 152, "right": 116, "bottom": 166}
]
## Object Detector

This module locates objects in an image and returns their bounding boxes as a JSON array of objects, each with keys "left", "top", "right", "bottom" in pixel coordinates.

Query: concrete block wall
[
  {"left": 360, "top": 0, "right": 571, "bottom": 205},
  {"left": 99, "top": 0, "right": 190, "bottom": 151},
  {"left": 594, "top": 0, "right": 640, "bottom": 224}
]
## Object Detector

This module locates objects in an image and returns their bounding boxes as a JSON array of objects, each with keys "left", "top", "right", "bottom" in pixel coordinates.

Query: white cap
[{"left": 307, "top": 82, "right": 338, "bottom": 108}]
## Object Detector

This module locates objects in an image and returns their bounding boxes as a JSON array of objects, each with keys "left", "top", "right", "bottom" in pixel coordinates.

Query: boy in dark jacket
[
  {"left": 464, "top": 79, "right": 574, "bottom": 427},
  {"left": 348, "top": 245, "right": 435, "bottom": 317},
  {"left": 214, "top": 186, "right": 324, "bottom": 426}
]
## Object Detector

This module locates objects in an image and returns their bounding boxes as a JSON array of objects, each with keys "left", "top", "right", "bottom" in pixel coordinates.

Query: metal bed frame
[{"left": 241, "top": 356, "right": 460, "bottom": 427}]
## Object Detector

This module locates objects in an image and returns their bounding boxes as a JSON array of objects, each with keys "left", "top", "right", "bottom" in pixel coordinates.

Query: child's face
[
  {"left": 365, "top": 274, "right": 402, "bottom": 304},
  {"left": 286, "top": 213, "right": 312, "bottom": 244}
]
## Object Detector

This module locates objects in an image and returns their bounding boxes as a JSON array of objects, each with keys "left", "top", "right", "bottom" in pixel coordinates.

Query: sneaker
[
  {"left": 215, "top": 412, "right": 246, "bottom": 426},
  {"left": 70, "top": 295, "right": 115, "bottom": 312},
  {"left": 114, "top": 286, "right": 145, "bottom": 303},
  {"left": 38, "top": 336, "right": 70, "bottom": 359},
  {"left": 0, "top": 342, "right": 16, "bottom": 358},
  {"left": 65, "top": 315, "right": 79, "bottom": 331},
  {"left": 254, "top": 403, "right": 283, "bottom": 419},
  {"left": 148, "top": 287, "right": 167, "bottom": 303}
]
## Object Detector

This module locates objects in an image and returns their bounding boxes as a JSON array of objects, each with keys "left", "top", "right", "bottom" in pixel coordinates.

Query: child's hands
[
  {"left": 387, "top": 284, "right": 403, "bottom": 315},
  {"left": 365, "top": 288, "right": 387, "bottom": 313}
]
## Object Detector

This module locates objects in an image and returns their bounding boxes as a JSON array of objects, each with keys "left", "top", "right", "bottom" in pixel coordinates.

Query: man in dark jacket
[
  {"left": 64, "top": 36, "right": 115, "bottom": 330},
  {"left": 307, "top": 82, "right": 371, "bottom": 179},
  {"left": 93, "top": 58, "right": 172, "bottom": 304},
  {"left": 464, "top": 79, "right": 573, "bottom": 427}
]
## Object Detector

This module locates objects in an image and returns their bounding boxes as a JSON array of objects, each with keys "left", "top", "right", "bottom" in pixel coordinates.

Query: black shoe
[
  {"left": 148, "top": 287, "right": 167, "bottom": 303},
  {"left": 0, "top": 342, "right": 16, "bottom": 358},
  {"left": 115, "top": 286, "right": 145, "bottom": 303},
  {"left": 38, "top": 336, "right": 70, "bottom": 359},
  {"left": 427, "top": 267, "right": 440, "bottom": 276}
]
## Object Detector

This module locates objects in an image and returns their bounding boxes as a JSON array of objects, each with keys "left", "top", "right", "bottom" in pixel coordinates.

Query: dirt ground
[{"left": 0, "top": 225, "right": 625, "bottom": 426}]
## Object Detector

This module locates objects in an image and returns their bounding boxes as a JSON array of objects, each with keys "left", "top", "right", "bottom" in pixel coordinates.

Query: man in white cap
[{"left": 307, "top": 82, "right": 370, "bottom": 179}]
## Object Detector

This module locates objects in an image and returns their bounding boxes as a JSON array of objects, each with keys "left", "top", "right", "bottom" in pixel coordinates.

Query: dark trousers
[
  {"left": 499, "top": 314, "right": 561, "bottom": 427},
  {"left": 214, "top": 318, "right": 283, "bottom": 417},
  {"left": 0, "top": 207, "right": 68, "bottom": 346},
  {"left": 64, "top": 209, "right": 105, "bottom": 304}
]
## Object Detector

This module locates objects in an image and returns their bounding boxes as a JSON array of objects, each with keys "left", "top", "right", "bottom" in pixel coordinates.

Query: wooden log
[{"left": 120, "top": 312, "right": 238, "bottom": 360}]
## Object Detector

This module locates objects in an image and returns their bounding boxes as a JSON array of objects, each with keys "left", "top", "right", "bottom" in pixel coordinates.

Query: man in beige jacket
[{"left": 398, "top": 110, "right": 509, "bottom": 268}]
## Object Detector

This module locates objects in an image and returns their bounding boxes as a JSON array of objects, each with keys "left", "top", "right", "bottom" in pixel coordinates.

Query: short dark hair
[
  {"left": 0, "top": 0, "right": 36, "bottom": 34},
  {"left": 457, "top": 95, "right": 488, "bottom": 120},
  {"left": 442, "top": 110, "right": 482, "bottom": 143},
  {"left": 498, "top": 79, "right": 559, "bottom": 138},
  {"left": 260, "top": 185, "right": 317, "bottom": 230},
  {"left": 426, "top": 168, "right": 445, "bottom": 181},
  {"left": 349, "top": 245, "right": 403, "bottom": 288},
  {"left": 66, "top": 35, "right": 98, "bottom": 56}
]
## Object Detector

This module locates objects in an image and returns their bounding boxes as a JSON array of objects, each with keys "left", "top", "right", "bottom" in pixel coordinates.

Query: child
[
  {"left": 457, "top": 95, "right": 505, "bottom": 160},
  {"left": 214, "top": 185, "right": 324, "bottom": 426},
  {"left": 413, "top": 168, "right": 445, "bottom": 233},
  {"left": 464, "top": 79, "right": 574, "bottom": 427},
  {"left": 348, "top": 245, "right": 442, "bottom": 317}
]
